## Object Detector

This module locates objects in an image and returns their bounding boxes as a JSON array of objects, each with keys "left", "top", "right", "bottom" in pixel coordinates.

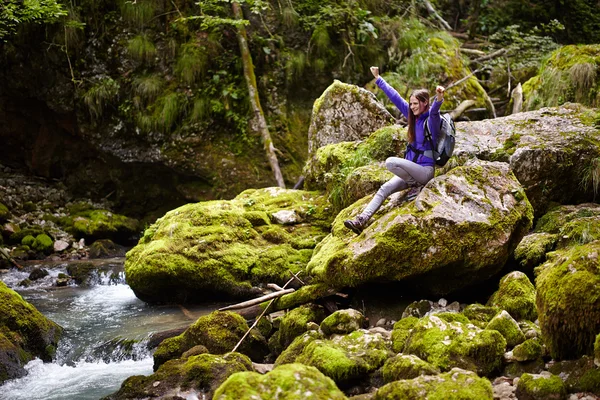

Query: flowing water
[{"left": 0, "top": 258, "right": 222, "bottom": 400}]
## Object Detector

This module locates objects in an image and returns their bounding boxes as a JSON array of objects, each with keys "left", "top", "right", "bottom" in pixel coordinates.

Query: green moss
[
  {"left": 462, "top": 304, "right": 500, "bottom": 329},
  {"left": 273, "top": 304, "right": 326, "bottom": 352},
  {"left": 21, "top": 235, "right": 35, "bottom": 247},
  {"left": 548, "top": 356, "right": 600, "bottom": 394},
  {"left": 60, "top": 208, "right": 139, "bottom": 244},
  {"left": 0, "top": 203, "right": 9, "bottom": 222},
  {"left": 320, "top": 309, "right": 366, "bottom": 336},
  {"left": 32, "top": 234, "right": 53, "bottom": 254},
  {"left": 434, "top": 312, "right": 471, "bottom": 325},
  {"left": 213, "top": 363, "right": 347, "bottom": 399},
  {"left": 375, "top": 368, "right": 493, "bottom": 400},
  {"left": 595, "top": 333, "right": 600, "bottom": 366},
  {"left": 512, "top": 337, "right": 544, "bottom": 362},
  {"left": 382, "top": 354, "right": 440, "bottom": 383},
  {"left": 535, "top": 241, "right": 600, "bottom": 360},
  {"left": 486, "top": 310, "right": 526, "bottom": 348},
  {"left": 487, "top": 271, "right": 537, "bottom": 321},
  {"left": 516, "top": 372, "right": 567, "bottom": 400},
  {"left": 391, "top": 316, "right": 418, "bottom": 353},
  {"left": 275, "top": 330, "right": 323, "bottom": 366},
  {"left": 513, "top": 233, "right": 557, "bottom": 271}
]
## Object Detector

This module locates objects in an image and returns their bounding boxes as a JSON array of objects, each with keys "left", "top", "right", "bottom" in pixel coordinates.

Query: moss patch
[{"left": 515, "top": 372, "right": 567, "bottom": 400}]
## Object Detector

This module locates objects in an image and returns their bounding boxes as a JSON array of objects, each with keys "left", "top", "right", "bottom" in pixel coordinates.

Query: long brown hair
[{"left": 407, "top": 89, "right": 430, "bottom": 143}]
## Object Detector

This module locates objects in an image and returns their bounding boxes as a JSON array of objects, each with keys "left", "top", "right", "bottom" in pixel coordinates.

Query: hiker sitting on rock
[{"left": 344, "top": 66, "right": 445, "bottom": 235}]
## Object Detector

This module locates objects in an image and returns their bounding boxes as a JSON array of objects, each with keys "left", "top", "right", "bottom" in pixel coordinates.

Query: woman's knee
[{"left": 385, "top": 157, "right": 402, "bottom": 171}]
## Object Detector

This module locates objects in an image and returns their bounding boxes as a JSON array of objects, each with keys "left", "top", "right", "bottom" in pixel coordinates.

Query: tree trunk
[{"left": 231, "top": 2, "right": 286, "bottom": 188}]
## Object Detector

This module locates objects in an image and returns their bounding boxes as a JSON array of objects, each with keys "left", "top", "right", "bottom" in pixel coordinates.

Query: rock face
[
  {"left": 454, "top": 104, "right": 600, "bottom": 216},
  {"left": 535, "top": 240, "right": 600, "bottom": 360},
  {"left": 307, "top": 80, "right": 394, "bottom": 157},
  {"left": 307, "top": 160, "right": 533, "bottom": 296},
  {"left": 125, "top": 187, "right": 333, "bottom": 303},
  {"left": 0, "top": 281, "right": 63, "bottom": 383}
]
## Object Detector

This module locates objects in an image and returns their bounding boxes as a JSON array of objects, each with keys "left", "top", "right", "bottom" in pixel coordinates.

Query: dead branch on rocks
[
  {"left": 459, "top": 48, "right": 486, "bottom": 57},
  {"left": 421, "top": 0, "right": 452, "bottom": 31},
  {"left": 0, "top": 247, "right": 23, "bottom": 269},
  {"left": 450, "top": 100, "right": 477, "bottom": 120},
  {"left": 219, "top": 288, "right": 295, "bottom": 311},
  {"left": 471, "top": 48, "right": 507, "bottom": 65}
]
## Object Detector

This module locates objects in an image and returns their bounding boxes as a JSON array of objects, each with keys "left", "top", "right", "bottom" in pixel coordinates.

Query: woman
[{"left": 344, "top": 66, "right": 445, "bottom": 235}]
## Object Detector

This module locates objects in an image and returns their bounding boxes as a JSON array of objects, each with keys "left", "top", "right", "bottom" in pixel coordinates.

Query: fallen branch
[
  {"left": 449, "top": 99, "right": 476, "bottom": 120},
  {"left": 219, "top": 288, "right": 295, "bottom": 311},
  {"left": 459, "top": 48, "right": 486, "bottom": 57},
  {"left": 0, "top": 247, "right": 23, "bottom": 269},
  {"left": 421, "top": 0, "right": 452, "bottom": 30},
  {"left": 445, "top": 66, "right": 488, "bottom": 91},
  {"left": 471, "top": 48, "right": 507, "bottom": 64},
  {"left": 267, "top": 283, "right": 285, "bottom": 291}
]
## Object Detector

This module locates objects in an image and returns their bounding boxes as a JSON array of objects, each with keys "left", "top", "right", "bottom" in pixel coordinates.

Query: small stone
[
  {"left": 271, "top": 210, "right": 300, "bottom": 225},
  {"left": 376, "top": 318, "right": 387, "bottom": 327},
  {"left": 438, "top": 298, "right": 448, "bottom": 307},
  {"left": 152, "top": 381, "right": 160, "bottom": 387},
  {"left": 54, "top": 240, "right": 70, "bottom": 252}
]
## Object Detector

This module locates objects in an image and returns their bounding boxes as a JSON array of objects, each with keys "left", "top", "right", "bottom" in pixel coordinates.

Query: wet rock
[
  {"left": 88, "top": 239, "right": 126, "bottom": 258},
  {"left": 28, "top": 267, "right": 49, "bottom": 281},
  {"left": 548, "top": 356, "right": 600, "bottom": 395}
]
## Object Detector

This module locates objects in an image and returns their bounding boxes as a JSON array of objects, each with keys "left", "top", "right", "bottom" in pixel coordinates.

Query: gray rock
[{"left": 54, "top": 240, "right": 70, "bottom": 252}]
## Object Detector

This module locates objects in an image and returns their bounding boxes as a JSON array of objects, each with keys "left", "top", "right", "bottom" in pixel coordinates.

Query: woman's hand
[
  {"left": 370, "top": 66, "right": 379, "bottom": 79},
  {"left": 436, "top": 85, "right": 445, "bottom": 101}
]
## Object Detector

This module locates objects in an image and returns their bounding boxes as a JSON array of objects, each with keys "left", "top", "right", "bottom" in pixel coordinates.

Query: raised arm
[
  {"left": 427, "top": 86, "right": 445, "bottom": 143},
  {"left": 371, "top": 66, "right": 409, "bottom": 118}
]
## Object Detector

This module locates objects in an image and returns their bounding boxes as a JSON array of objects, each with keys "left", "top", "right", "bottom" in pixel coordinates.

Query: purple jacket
[{"left": 376, "top": 76, "right": 443, "bottom": 167}]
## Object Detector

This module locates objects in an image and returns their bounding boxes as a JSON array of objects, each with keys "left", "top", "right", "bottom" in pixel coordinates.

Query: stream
[{"left": 0, "top": 258, "right": 222, "bottom": 400}]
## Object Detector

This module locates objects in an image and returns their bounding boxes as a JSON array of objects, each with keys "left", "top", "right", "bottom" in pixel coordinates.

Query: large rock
[
  {"left": 536, "top": 240, "right": 600, "bottom": 360},
  {"left": 0, "top": 281, "right": 63, "bottom": 383},
  {"left": 307, "top": 160, "right": 533, "bottom": 296},
  {"left": 307, "top": 80, "right": 394, "bottom": 157},
  {"left": 213, "top": 363, "right": 347, "bottom": 400},
  {"left": 125, "top": 188, "right": 332, "bottom": 303},
  {"left": 454, "top": 104, "right": 600, "bottom": 216},
  {"left": 487, "top": 271, "right": 537, "bottom": 321}
]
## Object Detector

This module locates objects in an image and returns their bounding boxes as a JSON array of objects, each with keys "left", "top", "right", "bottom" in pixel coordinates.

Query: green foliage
[
  {"left": 127, "top": 34, "right": 156, "bottom": 63},
  {"left": 285, "top": 50, "right": 308, "bottom": 84},
  {"left": 119, "top": 0, "right": 156, "bottom": 29},
  {"left": 154, "top": 92, "right": 186, "bottom": 133},
  {"left": 132, "top": 74, "right": 164, "bottom": 105},
  {"left": 191, "top": 97, "right": 211, "bottom": 121},
  {"left": 580, "top": 157, "right": 600, "bottom": 201},
  {"left": 175, "top": 43, "right": 209, "bottom": 85},
  {"left": 83, "top": 78, "right": 120, "bottom": 119},
  {"left": 0, "top": 0, "right": 66, "bottom": 41}
]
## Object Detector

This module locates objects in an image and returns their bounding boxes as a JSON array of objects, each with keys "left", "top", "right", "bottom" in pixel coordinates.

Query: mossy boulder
[
  {"left": 391, "top": 316, "right": 419, "bottom": 353},
  {"left": 535, "top": 241, "right": 600, "bottom": 360},
  {"left": 0, "top": 203, "right": 9, "bottom": 222},
  {"left": 548, "top": 356, "right": 600, "bottom": 395},
  {"left": 454, "top": 105, "right": 600, "bottom": 216},
  {"left": 89, "top": 239, "right": 126, "bottom": 258},
  {"left": 514, "top": 232, "right": 558, "bottom": 272},
  {"left": 213, "top": 363, "right": 347, "bottom": 400},
  {"left": 486, "top": 310, "right": 526, "bottom": 348},
  {"left": 307, "top": 80, "right": 394, "bottom": 158},
  {"left": 105, "top": 352, "right": 253, "bottom": 400},
  {"left": 32, "top": 233, "right": 54, "bottom": 254},
  {"left": 125, "top": 188, "right": 332, "bottom": 303},
  {"left": 462, "top": 304, "right": 500, "bottom": 329},
  {"left": 522, "top": 44, "right": 600, "bottom": 110},
  {"left": 307, "top": 160, "right": 533, "bottom": 297},
  {"left": 403, "top": 315, "right": 507, "bottom": 376},
  {"left": 382, "top": 354, "right": 440, "bottom": 383},
  {"left": 374, "top": 368, "right": 493, "bottom": 400},
  {"left": 515, "top": 372, "right": 567, "bottom": 400},
  {"left": 67, "top": 209, "right": 139, "bottom": 244},
  {"left": 275, "top": 329, "right": 391, "bottom": 386},
  {"left": 270, "top": 304, "right": 326, "bottom": 354},
  {"left": 512, "top": 337, "right": 544, "bottom": 362},
  {"left": 319, "top": 309, "right": 367, "bottom": 336},
  {"left": 274, "top": 330, "right": 324, "bottom": 366},
  {"left": 487, "top": 271, "right": 537, "bottom": 321},
  {"left": 153, "top": 311, "right": 268, "bottom": 370},
  {"left": 21, "top": 235, "right": 35, "bottom": 247},
  {"left": 0, "top": 281, "right": 63, "bottom": 383},
  {"left": 534, "top": 203, "right": 600, "bottom": 248},
  {"left": 303, "top": 126, "right": 402, "bottom": 211}
]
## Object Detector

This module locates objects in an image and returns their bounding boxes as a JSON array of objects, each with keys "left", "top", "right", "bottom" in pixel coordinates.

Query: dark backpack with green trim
[{"left": 424, "top": 113, "right": 456, "bottom": 167}]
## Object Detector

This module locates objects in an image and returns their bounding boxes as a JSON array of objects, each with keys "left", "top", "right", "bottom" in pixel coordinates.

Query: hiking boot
[
  {"left": 344, "top": 214, "right": 369, "bottom": 235},
  {"left": 405, "top": 186, "right": 423, "bottom": 201}
]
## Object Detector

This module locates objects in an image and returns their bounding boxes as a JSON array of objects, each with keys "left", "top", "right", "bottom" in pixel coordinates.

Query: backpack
[{"left": 424, "top": 113, "right": 456, "bottom": 167}]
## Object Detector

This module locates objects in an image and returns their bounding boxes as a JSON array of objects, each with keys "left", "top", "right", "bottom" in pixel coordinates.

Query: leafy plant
[
  {"left": 0, "top": 0, "right": 66, "bottom": 41},
  {"left": 83, "top": 78, "right": 120, "bottom": 119}
]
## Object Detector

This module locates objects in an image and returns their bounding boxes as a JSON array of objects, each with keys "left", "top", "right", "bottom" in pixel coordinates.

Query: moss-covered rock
[
  {"left": 522, "top": 44, "right": 600, "bottom": 110},
  {"left": 487, "top": 271, "right": 537, "bottom": 322},
  {"left": 462, "top": 304, "right": 500, "bottom": 329},
  {"left": 512, "top": 337, "right": 544, "bottom": 362},
  {"left": 21, "top": 235, "right": 35, "bottom": 247},
  {"left": 502, "top": 358, "right": 546, "bottom": 378},
  {"left": 125, "top": 188, "right": 332, "bottom": 303},
  {"left": 515, "top": 372, "right": 567, "bottom": 400},
  {"left": 514, "top": 232, "right": 558, "bottom": 272},
  {"left": 0, "top": 203, "right": 9, "bottom": 222},
  {"left": 275, "top": 329, "right": 391, "bottom": 386},
  {"left": 534, "top": 203, "right": 600, "bottom": 248},
  {"left": 105, "top": 352, "right": 253, "bottom": 400},
  {"left": 535, "top": 241, "right": 600, "bottom": 360},
  {"left": 486, "top": 310, "right": 526, "bottom": 348},
  {"left": 374, "top": 367, "right": 493, "bottom": 400},
  {"left": 382, "top": 354, "right": 440, "bottom": 383},
  {"left": 89, "top": 239, "right": 126, "bottom": 258},
  {"left": 270, "top": 304, "right": 326, "bottom": 355},
  {"left": 32, "top": 233, "right": 54, "bottom": 254},
  {"left": 307, "top": 160, "right": 533, "bottom": 297},
  {"left": 306, "top": 80, "right": 394, "bottom": 158},
  {"left": 391, "top": 316, "right": 419, "bottom": 353},
  {"left": 403, "top": 315, "right": 507, "bottom": 376},
  {"left": 455, "top": 105, "right": 600, "bottom": 216},
  {"left": 548, "top": 356, "right": 600, "bottom": 395},
  {"left": 320, "top": 309, "right": 367, "bottom": 336},
  {"left": 0, "top": 281, "right": 63, "bottom": 383},
  {"left": 213, "top": 362, "right": 347, "bottom": 400},
  {"left": 60, "top": 205, "right": 140, "bottom": 244},
  {"left": 153, "top": 311, "right": 268, "bottom": 370}
]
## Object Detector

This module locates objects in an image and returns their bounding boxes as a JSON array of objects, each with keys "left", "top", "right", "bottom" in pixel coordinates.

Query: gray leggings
[{"left": 362, "top": 157, "right": 434, "bottom": 219}]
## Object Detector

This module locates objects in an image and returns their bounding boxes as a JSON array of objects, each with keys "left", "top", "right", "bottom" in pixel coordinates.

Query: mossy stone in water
[
  {"left": 382, "top": 354, "right": 440, "bottom": 383},
  {"left": 515, "top": 372, "right": 566, "bottom": 400},
  {"left": 487, "top": 271, "right": 537, "bottom": 321},
  {"left": 213, "top": 363, "right": 347, "bottom": 400},
  {"left": 374, "top": 368, "right": 493, "bottom": 400}
]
